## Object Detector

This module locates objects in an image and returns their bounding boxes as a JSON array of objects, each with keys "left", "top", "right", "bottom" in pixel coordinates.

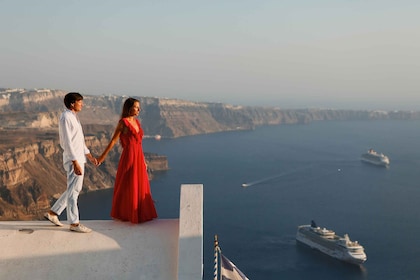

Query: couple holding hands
[{"left": 44, "top": 92, "right": 157, "bottom": 233}]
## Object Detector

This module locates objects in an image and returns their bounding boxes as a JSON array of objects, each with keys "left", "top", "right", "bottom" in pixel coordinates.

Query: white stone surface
[
  {"left": 0, "top": 219, "right": 179, "bottom": 280},
  {"left": 178, "top": 184, "right": 204, "bottom": 280},
  {"left": 0, "top": 184, "right": 204, "bottom": 280}
]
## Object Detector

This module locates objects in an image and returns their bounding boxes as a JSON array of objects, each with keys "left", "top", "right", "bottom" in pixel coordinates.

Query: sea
[{"left": 78, "top": 119, "right": 420, "bottom": 280}]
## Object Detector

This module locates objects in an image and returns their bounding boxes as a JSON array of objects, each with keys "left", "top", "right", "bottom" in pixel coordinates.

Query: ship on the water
[
  {"left": 361, "top": 148, "right": 390, "bottom": 167},
  {"left": 296, "top": 221, "right": 367, "bottom": 265}
]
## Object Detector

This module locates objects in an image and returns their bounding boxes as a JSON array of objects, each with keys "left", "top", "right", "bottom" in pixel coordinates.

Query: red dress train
[{"left": 111, "top": 118, "right": 157, "bottom": 223}]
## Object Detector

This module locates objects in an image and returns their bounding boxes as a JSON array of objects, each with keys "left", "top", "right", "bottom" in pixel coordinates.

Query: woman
[{"left": 98, "top": 98, "right": 157, "bottom": 223}]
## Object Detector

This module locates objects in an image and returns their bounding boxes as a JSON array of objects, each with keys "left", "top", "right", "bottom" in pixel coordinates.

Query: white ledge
[{"left": 0, "top": 184, "right": 204, "bottom": 280}]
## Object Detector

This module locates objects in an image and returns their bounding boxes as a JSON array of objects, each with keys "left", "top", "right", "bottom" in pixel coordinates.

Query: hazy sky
[{"left": 1, "top": 1, "right": 420, "bottom": 110}]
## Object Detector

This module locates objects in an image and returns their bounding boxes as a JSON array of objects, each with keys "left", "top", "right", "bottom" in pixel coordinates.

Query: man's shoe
[
  {"left": 70, "top": 224, "right": 92, "bottom": 233},
  {"left": 44, "top": 212, "right": 63, "bottom": 227}
]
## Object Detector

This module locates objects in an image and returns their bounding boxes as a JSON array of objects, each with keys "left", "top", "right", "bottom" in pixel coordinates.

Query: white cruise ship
[
  {"left": 296, "top": 221, "right": 367, "bottom": 265},
  {"left": 361, "top": 149, "right": 390, "bottom": 167}
]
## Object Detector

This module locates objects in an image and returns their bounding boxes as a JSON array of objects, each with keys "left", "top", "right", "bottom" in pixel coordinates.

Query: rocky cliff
[
  {"left": 0, "top": 129, "right": 167, "bottom": 220},
  {"left": 1, "top": 88, "right": 420, "bottom": 220},
  {"left": 2, "top": 88, "right": 420, "bottom": 138},
  {"left": 0, "top": 89, "right": 170, "bottom": 220}
]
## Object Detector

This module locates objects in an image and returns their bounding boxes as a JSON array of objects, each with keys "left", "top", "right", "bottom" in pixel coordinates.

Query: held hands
[
  {"left": 87, "top": 154, "right": 100, "bottom": 167},
  {"left": 90, "top": 157, "right": 99, "bottom": 166},
  {"left": 95, "top": 155, "right": 106, "bottom": 166}
]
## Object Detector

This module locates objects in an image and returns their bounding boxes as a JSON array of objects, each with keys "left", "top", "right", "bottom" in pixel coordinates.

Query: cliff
[
  {"left": 2, "top": 88, "right": 420, "bottom": 138},
  {"left": 0, "top": 89, "right": 170, "bottom": 220},
  {"left": 1, "top": 88, "right": 420, "bottom": 220},
  {"left": 0, "top": 129, "right": 167, "bottom": 220}
]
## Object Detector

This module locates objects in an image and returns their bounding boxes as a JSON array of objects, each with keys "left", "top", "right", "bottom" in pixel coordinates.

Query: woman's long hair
[{"left": 121, "top": 97, "right": 140, "bottom": 118}]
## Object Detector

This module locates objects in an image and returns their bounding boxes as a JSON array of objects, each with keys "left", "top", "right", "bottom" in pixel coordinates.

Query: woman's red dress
[{"left": 111, "top": 118, "right": 157, "bottom": 223}]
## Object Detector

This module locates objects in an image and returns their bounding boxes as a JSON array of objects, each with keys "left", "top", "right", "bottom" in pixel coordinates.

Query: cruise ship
[
  {"left": 296, "top": 221, "right": 367, "bottom": 265},
  {"left": 361, "top": 149, "right": 390, "bottom": 167}
]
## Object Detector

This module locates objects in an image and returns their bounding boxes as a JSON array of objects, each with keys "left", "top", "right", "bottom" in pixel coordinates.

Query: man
[{"left": 44, "top": 92, "right": 97, "bottom": 233}]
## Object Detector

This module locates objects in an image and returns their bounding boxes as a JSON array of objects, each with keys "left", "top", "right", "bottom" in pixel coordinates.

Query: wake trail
[{"left": 241, "top": 165, "right": 313, "bottom": 187}]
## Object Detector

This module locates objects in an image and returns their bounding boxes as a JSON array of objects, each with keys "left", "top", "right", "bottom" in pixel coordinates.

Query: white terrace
[{"left": 0, "top": 184, "right": 203, "bottom": 280}]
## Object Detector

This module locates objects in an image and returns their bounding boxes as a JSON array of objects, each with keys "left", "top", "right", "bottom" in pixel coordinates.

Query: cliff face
[
  {"left": 0, "top": 89, "right": 169, "bottom": 220},
  {"left": 2, "top": 88, "right": 420, "bottom": 138},
  {"left": 138, "top": 99, "right": 420, "bottom": 137},
  {"left": 0, "top": 89, "right": 65, "bottom": 117},
  {"left": 0, "top": 130, "right": 167, "bottom": 220},
  {"left": 1, "top": 88, "right": 420, "bottom": 220}
]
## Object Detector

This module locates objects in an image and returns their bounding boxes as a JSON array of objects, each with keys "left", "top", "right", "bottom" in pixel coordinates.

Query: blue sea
[{"left": 79, "top": 120, "right": 420, "bottom": 279}]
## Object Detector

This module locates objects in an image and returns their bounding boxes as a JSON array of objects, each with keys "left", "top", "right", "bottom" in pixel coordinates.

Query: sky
[{"left": 1, "top": 0, "right": 420, "bottom": 110}]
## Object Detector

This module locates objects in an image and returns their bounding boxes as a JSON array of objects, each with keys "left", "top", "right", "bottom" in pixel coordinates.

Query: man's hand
[{"left": 73, "top": 161, "right": 82, "bottom": 175}]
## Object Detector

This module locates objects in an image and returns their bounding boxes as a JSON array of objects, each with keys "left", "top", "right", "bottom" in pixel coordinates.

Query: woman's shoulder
[
  {"left": 120, "top": 117, "right": 140, "bottom": 125},
  {"left": 119, "top": 118, "right": 129, "bottom": 125}
]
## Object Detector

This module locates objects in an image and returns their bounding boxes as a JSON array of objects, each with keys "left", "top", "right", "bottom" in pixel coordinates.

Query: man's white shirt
[{"left": 59, "top": 109, "right": 90, "bottom": 164}]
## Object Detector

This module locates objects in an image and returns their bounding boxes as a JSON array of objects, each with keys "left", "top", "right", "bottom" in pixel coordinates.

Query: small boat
[
  {"left": 296, "top": 220, "right": 367, "bottom": 265},
  {"left": 361, "top": 149, "right": 390, "bottom": 167}
]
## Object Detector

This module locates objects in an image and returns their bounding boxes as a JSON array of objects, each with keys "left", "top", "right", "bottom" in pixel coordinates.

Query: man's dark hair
[{"left": 64, "top": 92, "right": 83, "bottom": 109}]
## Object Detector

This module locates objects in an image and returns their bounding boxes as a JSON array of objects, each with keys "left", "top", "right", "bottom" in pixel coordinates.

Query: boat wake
[
  {"left": 241, "top": 161, "right": 350, "bottom": 188},
  {"left": 241, "top": 165, "right": 313, "bottom": 187}
]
